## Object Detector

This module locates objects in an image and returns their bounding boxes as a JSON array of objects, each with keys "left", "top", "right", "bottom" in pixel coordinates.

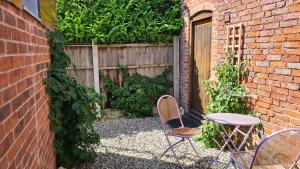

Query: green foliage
[
  {"left": 196, "top": 49, "right": 248, "bottom": 148},
  {"left": 103, "top": 67, "right": 172, "bottom": 118},
  {"left": 43, "top": 31, "right": 104, "bottom": 167},
  {"left": 57, "top": 0, "right": 183, "bottom": 44}
]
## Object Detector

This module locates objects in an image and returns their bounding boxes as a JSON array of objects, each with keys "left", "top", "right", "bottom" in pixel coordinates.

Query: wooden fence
[{"left": 65, "top": 36, "right": 180, "bottom": 100}]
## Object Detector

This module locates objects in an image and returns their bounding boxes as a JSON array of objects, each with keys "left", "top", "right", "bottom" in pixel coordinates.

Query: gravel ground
[{"left": 80, "top": 116, "right": 230, "bottom": 169}]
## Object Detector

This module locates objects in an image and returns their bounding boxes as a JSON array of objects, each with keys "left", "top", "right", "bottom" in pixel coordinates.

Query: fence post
[
  {"left": 92, "top": 42, "right": 100, "bottom": 93},
  {"left": 173, "top": 36, "right": 180, "bottom": 101}
]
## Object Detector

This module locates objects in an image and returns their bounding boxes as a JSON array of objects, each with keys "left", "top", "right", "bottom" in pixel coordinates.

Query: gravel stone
[{"left": 77, "top": 116, "right": 230, "bottom": 169}]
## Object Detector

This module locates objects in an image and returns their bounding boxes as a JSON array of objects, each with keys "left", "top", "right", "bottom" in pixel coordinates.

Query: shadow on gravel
[
  {"left": 79, "top": 152, "right": 217, "bottom": 169},
  {"left": 94, "top": 115, "right": 203, "bottom": 139}
]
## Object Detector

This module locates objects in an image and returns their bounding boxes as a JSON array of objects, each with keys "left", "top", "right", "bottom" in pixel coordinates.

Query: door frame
[{"left": 189, "top": 11, "right": 213, "bottom": 116}]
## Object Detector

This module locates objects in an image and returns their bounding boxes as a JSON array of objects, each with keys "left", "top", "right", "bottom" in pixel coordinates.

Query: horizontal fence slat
[
  {"left": 66, "top": 43, "right": 172, "bottom": 47},
  {"left": 65, "top": 43, "right": 175, "bottom": 102}
]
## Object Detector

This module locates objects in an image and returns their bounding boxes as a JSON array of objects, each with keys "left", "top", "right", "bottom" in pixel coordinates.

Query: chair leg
[
  {"left": 188, "top": 138, "right": 201, "bottom": 158},
  {"left": 159, "top": 138, "right": 184, "bottom": 159},
  {"left": 165, "top": 136, "right": 184, "bottom": 169}
]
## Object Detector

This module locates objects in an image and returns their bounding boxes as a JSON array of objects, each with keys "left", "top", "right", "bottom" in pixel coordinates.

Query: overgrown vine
[
  {"left": 102, "top": 67, "right": 172, "bottom": 118},
  {"left": 43, "top": 31, "right": 104, "bottom": 167}
]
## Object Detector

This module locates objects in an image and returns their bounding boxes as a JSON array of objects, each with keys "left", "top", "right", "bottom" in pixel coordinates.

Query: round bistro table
[{"left": 206, "top": 113, "right": 261, "bottom": 168}]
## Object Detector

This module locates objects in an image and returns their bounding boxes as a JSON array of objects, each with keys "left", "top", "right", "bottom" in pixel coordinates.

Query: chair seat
[
  {"left": 231, "top": 151, "right": 292, "bottom": 169},
  {"left": 167, "top": 127, "right": 200, "bottom": 138}
]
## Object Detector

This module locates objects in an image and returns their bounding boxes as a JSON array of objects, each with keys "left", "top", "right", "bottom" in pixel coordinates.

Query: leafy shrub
[
  {"left": 57, "top": 0, "right": 183, "bottom": 44},
  {"left": 43, "top": 31, "right": 104, "bottom": 167},
  {"left": 195, "top": 50, "right": 248, "bottom": 148},
  {"left": 103, "top": 67, "right": 172, "bottom": 118}
]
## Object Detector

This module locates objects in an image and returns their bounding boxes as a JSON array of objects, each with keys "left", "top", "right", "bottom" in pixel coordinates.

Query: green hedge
[{"left": 57, "top": 0, "right": 183, "bottom": 44}]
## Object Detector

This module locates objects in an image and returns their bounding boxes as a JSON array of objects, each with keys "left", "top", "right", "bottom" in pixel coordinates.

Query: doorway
[{"left": 190, "top": 13, "right": 212, "bottom": 118}]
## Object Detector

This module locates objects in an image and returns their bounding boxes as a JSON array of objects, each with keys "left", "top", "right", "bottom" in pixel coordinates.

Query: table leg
[
  {"left": 224, "top": 125, "right": 256, "bottom": 169},
  {"left": 207, "top": 125, "right": 240, "bottom": 168}
]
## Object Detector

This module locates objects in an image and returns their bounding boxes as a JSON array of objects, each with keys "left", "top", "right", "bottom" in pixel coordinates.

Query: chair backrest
[
  {"left": 250, "top": 128, "right": 300, "bottom": 169},
  {"left": 157, "top": 95, "right": 183, "bottom": 126}
]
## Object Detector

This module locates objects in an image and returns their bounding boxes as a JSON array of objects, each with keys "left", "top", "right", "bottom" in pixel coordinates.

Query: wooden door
[{"left": 190, "top": 17, "right": 212, "bottom": 116}]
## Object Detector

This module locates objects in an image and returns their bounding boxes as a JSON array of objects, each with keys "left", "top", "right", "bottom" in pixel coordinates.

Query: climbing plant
[
  {"left": 43, "top": 31, "right": 104, "bottom": 167},
  {"left": 57, "top": 0, "right": 183, "bottom": 43},
  {"left": 195, "top": 49, "right": 248, "bottom": 148}
]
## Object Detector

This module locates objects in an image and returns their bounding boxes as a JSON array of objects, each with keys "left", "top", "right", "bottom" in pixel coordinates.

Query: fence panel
[{"left": 65, "top": 43, "right": 176, "bottom": 96}]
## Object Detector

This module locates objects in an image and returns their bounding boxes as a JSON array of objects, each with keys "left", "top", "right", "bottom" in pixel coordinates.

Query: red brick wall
[
  {"left": 180, "top": 0, "right": 300, "bottom": 133},
  {"left": 0, "top": 2, "right": 55, "bottom": 169}
]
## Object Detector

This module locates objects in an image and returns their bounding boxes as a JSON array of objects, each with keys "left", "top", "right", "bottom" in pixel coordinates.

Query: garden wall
[
  {"left": 0, "top": 2, "right": 55, "bottom": 169},
  {"left": 180, "top": 0, "right": 300, "bottom": 133}
]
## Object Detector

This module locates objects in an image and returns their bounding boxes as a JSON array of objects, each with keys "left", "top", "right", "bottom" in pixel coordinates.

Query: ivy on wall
[
  {"left": 44, "top": 31, "right": 104, "bottom": 167},
  {"left": 57, "top": 0, "right": 183, "bottom": 44}
]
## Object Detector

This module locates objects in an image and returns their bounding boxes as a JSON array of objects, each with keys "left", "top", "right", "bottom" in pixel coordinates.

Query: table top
[{"left": 206, "top": 113, "right": 260, "bottom": 126}]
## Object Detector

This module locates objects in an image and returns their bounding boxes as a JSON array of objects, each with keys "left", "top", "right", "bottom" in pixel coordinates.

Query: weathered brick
[
  {"left": 291, "top": 118, "right": 300, "bottom": 126},
  {"left": 282, "top": 55, "right": 300, "bottom": 62},
  {"left": 294, "top": 77, "right": 300, "bottom": 83},
  {"left": 3, "top": 10, "right": 16, "bottom": 27},
  {"left": 286, "top": 49, "right": 300, "bottom": 55},
  {"left": 260, "top": 29, "right": 274, "bottom": 36},
  {"left": 287, "top": 63, "right": 300, "bottom": 69},
  {"left": 289, "top": 4, "right": 300, "bottom": 12},
  {"left": 257, "top": 89, "right": 271, "bottom": 97},
  {"left": 266, "top": 80, "right": 281, "bottom": 87},
  {"left": 252, "top": 12, "right": 264, "bottom": 19},
  {"left": 283, "top": 42, "right": 300, "bottom": 48},
  {"left": 290, "top": 90, "right": 300, "bottom": 99},
  {"left": 256, "top": 60, "right": 269, "bottom": 67},
  {"left": 17, "top": 19, "right": 25, "bottom": 30},
  {"left": 253, "top": 55, "right": 266, "bottom": 60},
  {"left": 264, "top": 22, "right": 279, "bottom": 30},
  {"left": 292, "top": 70, "right": 300, "bottom": 76},
  {"left": 256, "top": 101, "right": 271, "bottom": 108},
  {"left": 272, "top": 87, "right": 288, "bottom": 95},
  {"left": 282, "top": 26, "right": 300, "bottom": 34},
  {"left": 288, "top": 95, "right": 300, "bottom": 105},
  {"left": 270, "top": 49, "right": 286, "bottom": 55},
  {"left": 270, "top": 61, "right": 285, "bottom": 68},
  {"left": 0, "top": 132, "right": 14, "bottom": 157},
  {"left": 6, "top": 42, "right": 18, "bottom": 55},
  {"left": 0, "top": 103, "right": 11, "bottom": 123},
  {"left": 281, "top": 82, "right": 300, "bottom": 90},
  {"left": 247, "top": 31, "right": 260, "bottom": 37},
  {"left": 283, "top": 12, "right": 300, "bottom": 20},
  {"left": 273, "top": 7, "right": 289, "bottom": 15},
  {"left": 286, "top": 34, "right": 300, "bottom": 41},
  {"left": 262, "top": 3, "right": 276, "bottom": 11},
  {"left": 266, "top": 55, "right": 281, "bottom": 60},
  {"left": 285, "top": 109, "right": 300, "bottom": 119},
  {"left": 275, "top": 68, "right": 291, "bottom": 75},
  {"left": 271, "top": 92, "right": 287, "bottom": 101},
  {"left": 271, "top": 34, "right": 286, "bottom": 42},
  {"left": 280, "top": 20, "right": 298, "bottom": 28},
  {"left": 257, "top": 84, "right": 272, "bottom": 92}
]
